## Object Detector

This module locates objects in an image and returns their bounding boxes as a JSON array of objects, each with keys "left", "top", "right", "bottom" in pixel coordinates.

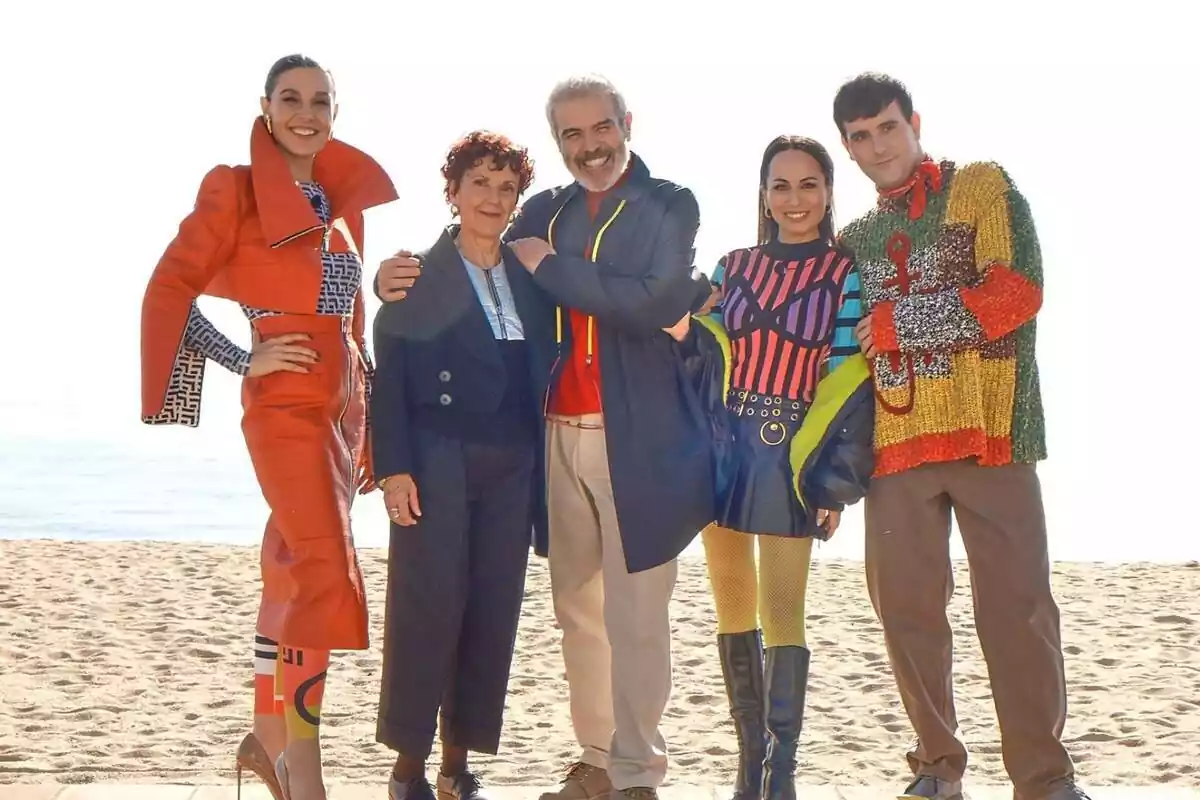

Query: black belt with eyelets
[{"left": 726, "top": 390, "right": 807, "bottom": 447}]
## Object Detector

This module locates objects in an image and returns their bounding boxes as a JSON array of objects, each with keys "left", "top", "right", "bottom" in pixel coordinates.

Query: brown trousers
[{"left": 865, "top": 460, "right": 1075, "bottom": 799}]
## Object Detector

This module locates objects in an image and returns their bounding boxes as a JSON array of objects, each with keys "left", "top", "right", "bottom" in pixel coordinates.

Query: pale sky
[{"left": 3, "top": 1, "right": 1196, "bottom": 561}]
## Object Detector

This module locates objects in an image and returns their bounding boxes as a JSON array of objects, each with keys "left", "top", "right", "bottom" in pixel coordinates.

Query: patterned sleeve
[
  {"left": 362, "top": 349, "right": 376, "bottom": 382},
  {"left": 141, "top": 166, "right": 240, "bottom": 427},
  {"left": 184, "top": 303, "right": 250, "bottom": 375},
  {"left": 362, "top": 348, "right": 376, "bottom": 432},
  {"left": 352, "top": 288, "right": 375, "bottom": 432},
  {"left": 826, "top": 267, "right": 863, "bottom": 372},
  {"left": 870, "top": 163, "right": 1043, "bottom": 354}
]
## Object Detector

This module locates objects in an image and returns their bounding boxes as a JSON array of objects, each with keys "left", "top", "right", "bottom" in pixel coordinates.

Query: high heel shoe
[
  {"left": 275, "top": 749, "right": 330, "bottom": 800},
  {"left": 275, "top": 752, "right": 291, "bottom": 800},
  {"left": 236, "top": 732, "right": 285, "bottom": 800}
]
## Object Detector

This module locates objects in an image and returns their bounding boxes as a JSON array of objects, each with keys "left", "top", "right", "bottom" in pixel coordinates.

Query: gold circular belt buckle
[{"left": 759, "top": 420, "right": 787, "bottom": 446}]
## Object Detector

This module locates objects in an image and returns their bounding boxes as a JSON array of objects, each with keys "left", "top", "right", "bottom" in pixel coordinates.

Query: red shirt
[{"left": 548, "top": 166, "right": 631, "bottom": 416}]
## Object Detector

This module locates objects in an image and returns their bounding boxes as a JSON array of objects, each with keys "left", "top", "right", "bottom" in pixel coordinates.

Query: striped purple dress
[{"left": 716, "top": 238, "right": 860, "bottom": 537}]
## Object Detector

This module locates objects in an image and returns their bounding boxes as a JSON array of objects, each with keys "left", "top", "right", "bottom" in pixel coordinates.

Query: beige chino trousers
[{"left": 545, "top": 412, "right": 678, "bottom": 791}]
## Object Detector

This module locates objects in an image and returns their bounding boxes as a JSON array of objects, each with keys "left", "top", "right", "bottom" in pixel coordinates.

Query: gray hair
[{"left": 545, "top": 74, "right": 629, "bottom": 138}]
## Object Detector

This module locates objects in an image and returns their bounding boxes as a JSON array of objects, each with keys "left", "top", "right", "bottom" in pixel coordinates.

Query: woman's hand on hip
[
  {"left": 381, "top": 474, "right": 421, "bottom": 526},
  {"left": 247, "top": 333, "right": 318, "bottom": 377},
  {"left": 815, "top": 508, "right": 841, "bottom": 539}
]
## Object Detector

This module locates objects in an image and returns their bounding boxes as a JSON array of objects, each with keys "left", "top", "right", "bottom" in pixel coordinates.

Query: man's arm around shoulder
[{"left": 530, "top": 185, "right": 703, "bottom": 332}]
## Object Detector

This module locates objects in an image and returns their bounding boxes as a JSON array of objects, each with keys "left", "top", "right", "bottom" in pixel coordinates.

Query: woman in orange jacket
[{"left": 139, "top": 54, "right": 398, "bottom": 800}]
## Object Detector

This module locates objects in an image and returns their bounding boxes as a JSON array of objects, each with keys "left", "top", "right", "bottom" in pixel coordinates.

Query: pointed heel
[
  {"left": 236, "top": 731, "right": 286, "bottom": 800},
  {"left": 275, "top": 752, "right": 292, "bottom": 800}
]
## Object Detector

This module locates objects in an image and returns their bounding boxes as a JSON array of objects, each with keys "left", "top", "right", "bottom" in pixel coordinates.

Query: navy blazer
[{"left": 370, "top": 226, "right": 556, "bottom": 547}]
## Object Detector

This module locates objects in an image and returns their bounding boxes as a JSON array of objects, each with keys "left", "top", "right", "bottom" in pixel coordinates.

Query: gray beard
[{"left": 573, "top": 147, "right": 629, "bottom": 192}]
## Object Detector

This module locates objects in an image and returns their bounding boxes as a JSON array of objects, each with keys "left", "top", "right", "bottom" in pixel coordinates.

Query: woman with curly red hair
[{"left": 369, "top": 130, "right": 555, "bottom": 800}]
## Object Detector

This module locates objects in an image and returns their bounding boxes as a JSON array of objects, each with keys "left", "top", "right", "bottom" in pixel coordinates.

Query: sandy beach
[{"left": 0, "top": 539, "right": 1196, "bottom": 789}]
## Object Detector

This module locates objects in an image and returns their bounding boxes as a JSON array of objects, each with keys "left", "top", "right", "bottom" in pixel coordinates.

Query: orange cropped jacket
[{"left": 140, "top": 118, "right": 398, "bottom": 424}]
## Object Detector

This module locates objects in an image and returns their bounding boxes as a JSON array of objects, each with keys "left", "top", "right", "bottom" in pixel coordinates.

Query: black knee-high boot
[
  {"left": 760, "top": 645, "right": 810, "bottom": 800},
  {"left": 717, "top": 630, "right": 765, "bottom": 800}
]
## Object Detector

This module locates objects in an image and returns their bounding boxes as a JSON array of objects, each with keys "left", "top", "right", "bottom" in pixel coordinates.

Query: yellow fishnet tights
[{"left": 701, "top": 524, "right": 813, "bottom": 648}]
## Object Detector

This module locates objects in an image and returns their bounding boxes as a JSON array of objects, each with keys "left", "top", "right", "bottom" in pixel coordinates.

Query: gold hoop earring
[
  {"left": 263, "top": 115, "right": 273, "bottom": 135},
  {"left": 450, "top": 205, "right": 460, "bottom": 218}
]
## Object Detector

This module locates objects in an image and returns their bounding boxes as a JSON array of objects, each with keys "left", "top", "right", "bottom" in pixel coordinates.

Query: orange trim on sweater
[
  {"left": 874, "top": 429, "right": 1013, "bottom": 477},
  {"left": 959, "top": 263, "right": 1043, "bottom": 341}
]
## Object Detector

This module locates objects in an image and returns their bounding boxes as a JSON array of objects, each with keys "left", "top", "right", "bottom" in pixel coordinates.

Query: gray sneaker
[
  {"left": 537, "top": 762, "right": 613, "bottom": 800},
  {"left": 899, "top": 775, "right": 964, "bottom": 800}
]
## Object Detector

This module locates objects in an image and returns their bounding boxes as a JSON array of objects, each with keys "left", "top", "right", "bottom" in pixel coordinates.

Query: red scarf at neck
[{"left": 879, "top": 156, "right": 942, "bottom": 220}]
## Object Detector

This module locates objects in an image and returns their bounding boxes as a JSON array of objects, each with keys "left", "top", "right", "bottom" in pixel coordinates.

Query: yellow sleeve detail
[{"left": 943, "top": 162, "right": 1013, "bottom": 272}]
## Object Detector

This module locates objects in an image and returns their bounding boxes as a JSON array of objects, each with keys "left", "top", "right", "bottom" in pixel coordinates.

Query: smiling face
[
  {"left": 449, "top": 158, "right": 521, "bottom": 242},
  {"left": 551, "top": 92, "right": 631, "bottom": 192},
  {"left": 841, "top": 100, "right": 923, "bottom": 191},
  {"left": 763, "top": 148, "right": 830, "bottom": 244},
  {"left": 259, "top": 67, "right": 336, "bottom": 160}
]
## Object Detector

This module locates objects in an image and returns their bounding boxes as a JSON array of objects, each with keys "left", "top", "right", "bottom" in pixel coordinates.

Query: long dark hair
[{"left": 757, "top": 135, "right": 837, "bottom": 246}]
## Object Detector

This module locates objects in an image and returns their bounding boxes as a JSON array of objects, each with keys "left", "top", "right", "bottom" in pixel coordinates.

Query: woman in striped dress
[{"left": 681, "top": 136, "right": 874, "bottom": 800}]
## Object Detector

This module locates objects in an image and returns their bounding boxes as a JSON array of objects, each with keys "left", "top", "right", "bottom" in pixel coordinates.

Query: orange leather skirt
[{"left": 241, "top": 313, "right": 370, "bottom": 651}]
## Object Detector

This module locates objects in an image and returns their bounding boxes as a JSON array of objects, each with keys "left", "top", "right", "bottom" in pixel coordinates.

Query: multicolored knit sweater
[{"left": 837, "top": 156, "right": 1046, "bottom": 477}]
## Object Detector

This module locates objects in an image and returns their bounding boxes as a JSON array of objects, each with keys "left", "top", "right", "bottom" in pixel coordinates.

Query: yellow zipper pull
[{"left": 585, "top": 317, "right": 594, "bottom": 365}]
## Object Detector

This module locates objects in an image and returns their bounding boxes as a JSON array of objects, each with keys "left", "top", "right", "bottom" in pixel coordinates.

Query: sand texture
[{"left": 0, "top": 540, "right": 1197, "bottom": 789}]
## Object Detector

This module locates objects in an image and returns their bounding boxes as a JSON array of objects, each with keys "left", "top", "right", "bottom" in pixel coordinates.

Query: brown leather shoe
[{"left": 537, "top": 762, "right": 613, "bottom": 799}]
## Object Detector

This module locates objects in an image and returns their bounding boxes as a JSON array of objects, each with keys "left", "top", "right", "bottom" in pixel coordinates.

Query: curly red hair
[{"left": 441, "top": 130, "right": 535, "bottom": 203}]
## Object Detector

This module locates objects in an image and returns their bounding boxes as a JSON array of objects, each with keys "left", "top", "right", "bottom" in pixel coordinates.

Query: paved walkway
[{"left": 4, "top": 785, "right": 1198, "bottom": 799}]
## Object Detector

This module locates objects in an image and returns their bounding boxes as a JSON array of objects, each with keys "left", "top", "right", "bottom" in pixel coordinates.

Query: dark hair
[
  {"left": 441, "top": 130, "right": 536, "bottom": 203},
  {"left": 832, "top": 72, "right": 913, "bottom": 137},
  {"left": 757, "top": 136, "right": 837, "bottom": 246},
  {"left": 264, "top": 54, "right": 330, "bottom": 98}
]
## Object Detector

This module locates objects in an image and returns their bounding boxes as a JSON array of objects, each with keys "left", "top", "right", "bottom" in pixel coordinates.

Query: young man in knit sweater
[{"left": 832, "top": 73, "right": 1091, "bottom": 800}]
